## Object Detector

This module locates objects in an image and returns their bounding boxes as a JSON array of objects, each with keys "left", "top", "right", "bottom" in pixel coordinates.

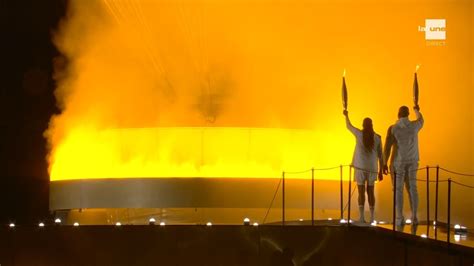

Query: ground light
[
  {"left": 340, "top": 219, "right": 347, "bottom": 224},
  {"left": 243, "top": 218, "right": 250, "bottom": 226},
  {"left": 9, "top": 223, "right": 15, "bottom": 228},
  {"left": 454, "top": 224, "right": 467, "bottom": 235},
  {"left": 54, "top": 218, "right": 62, "bottom": 224},
  {"left": 38, "top": 222, "right": 45, "bottom": 228},
  {"left": 73, "top": 222, "right": 79, "bottom": 227},
  {"left": 159, "top": 221, "right": 165, "bottom": 226},
  {"left": 420, "top": 234, "right": 427, "bottom": 238},
  {"left": 149, "top": 218, "right": 156, "bottom": 225},
  {"left": 115, "top": 222, "right": 122, "bottom": 227},
  {"left": 405, "top": 219, "right": 412, "bottom": 225},
  {"left": 206, "top": 222, "right": 212, "bottom": 227},
  {"left": 253, "top": 222, "right": 259, "bottom": 227}
]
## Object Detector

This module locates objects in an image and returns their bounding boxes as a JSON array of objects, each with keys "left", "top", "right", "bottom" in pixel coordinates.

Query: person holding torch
[
  {"left": 383, "top": 65, "right": 424, "bottom": 227},
  {"left": 342, "top": 70, "right": 384, "bottom": 224}
]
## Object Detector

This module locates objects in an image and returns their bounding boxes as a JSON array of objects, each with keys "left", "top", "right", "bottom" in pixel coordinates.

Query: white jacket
[
  {"left": 346, "top": 116, "right": 383, "bottom": 172},
  {"left": 390, "top": 110, "right": 424, "bottom": 164}
]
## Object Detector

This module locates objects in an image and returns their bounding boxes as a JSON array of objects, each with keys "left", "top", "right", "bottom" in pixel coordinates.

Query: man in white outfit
[{"left": 383, "top": 105, "right": 424, "bottom": 227}]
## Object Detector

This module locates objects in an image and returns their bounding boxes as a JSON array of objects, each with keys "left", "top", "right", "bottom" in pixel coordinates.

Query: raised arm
[
  {"left": 343, "top": 110, "right": 359, "bottom": 136},
  {"left": 413, "top": 106, "right": 424, "bottom": 131}
]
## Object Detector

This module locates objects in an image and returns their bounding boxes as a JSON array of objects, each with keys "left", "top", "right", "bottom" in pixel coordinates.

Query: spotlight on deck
[
  {"left": 349, "top": 219, "right": 353, "bottom": 224},
  {"left": 454, "top": 224, "right": 467, "bottom": 235},
  {"left": 243, "top": 218, "right": 250, "bottom": 226},
  {"left": 420, "top": 234, "right": 427, "bottom": 238},
  {"left": 148, "top": 218, "right": 156, "bottom": 225},
  {"left": 432, "top": 221, "right": 436, "bottom": 226},
  {"left": 298, "top": 218, "right": 304, "bottom": 222},
  {"left": 159, "top": 221, "right": 166, "bottom": 226},
  {"left": 9, "top": 223, "right": 15, "bottom": 228},
  {"left": 73, "top": 222, "right": 79, "bottom": 227},
  {"left": 206, "top": 222, "right": 212, "bottom": 227},
  {"left": 378, "top": 221, "right": 386, "bottom": 225},
  {"left": 38, "top": 222, "right": 45, "bottom": 228},
  {"left": 54, "top": 218, "right": 62, "bottom": 225},
  {"left": 253, "top": 222, "right": 259, "bottom": 227},
  {"left": 405, "top": 219, "right": 412, "bottom": 225},
  {"left": 340, "top": 219, "right": 347, "bottom": 224},
  {"left": 327, "top": 218, "right": 333, "bottom": 221},
  {"left": 115, "top": 222, "right": 122, "bottom": 227},
  {"left": 371, "top": 220, "right": 377, "bottom": 226}
]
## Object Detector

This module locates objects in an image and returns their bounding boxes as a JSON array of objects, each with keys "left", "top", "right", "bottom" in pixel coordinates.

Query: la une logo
[{"left": 418, "top": 19, "right": 446, "bottom": 40}]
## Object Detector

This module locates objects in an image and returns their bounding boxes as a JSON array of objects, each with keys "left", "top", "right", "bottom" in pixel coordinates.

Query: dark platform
[{"left": 1, "top": 225, "right": 473, "bottom": 265}]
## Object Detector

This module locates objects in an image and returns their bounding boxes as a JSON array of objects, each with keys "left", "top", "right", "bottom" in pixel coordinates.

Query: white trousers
[{"left": 392, "top": 162, "right": 419, "bottom": 224}]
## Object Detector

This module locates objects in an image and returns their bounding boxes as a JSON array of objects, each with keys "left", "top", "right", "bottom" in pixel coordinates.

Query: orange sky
[{"left": 47, "top": 0, "right": 473, "bottom": 181}]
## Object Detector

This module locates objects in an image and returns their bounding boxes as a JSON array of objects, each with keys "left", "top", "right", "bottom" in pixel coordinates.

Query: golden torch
[
  {"left": 342, "top": 69, "right": 348, "bottom": 111},
  {"left": 413, "top": 65, "right": 420, "bottom": 107}
]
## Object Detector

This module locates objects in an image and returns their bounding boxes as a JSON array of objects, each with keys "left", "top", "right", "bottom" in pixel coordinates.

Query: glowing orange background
[{"left": 47, "top": 0, "right": 473, "bottom": 182}]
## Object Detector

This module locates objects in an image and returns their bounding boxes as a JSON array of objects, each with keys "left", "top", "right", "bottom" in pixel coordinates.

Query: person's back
[
  {"left": 347, "top": 118, "right": 382, "bottom": 173},
  {"left": 344, "top": 111, "right": 383, "bottom": 223},
  {"left": 353, "top": 131, "right": 381, "bottom": 171},
  {"left": 388, "top": 105, "right": 423, "bottom": 226},
  {"left": 392, "top": 112, "right": 423, "bottom": 164}
]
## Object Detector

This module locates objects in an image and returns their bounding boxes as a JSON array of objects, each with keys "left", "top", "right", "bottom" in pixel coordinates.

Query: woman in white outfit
[{"left": 343, "top": 110, "right": 384, "bottom": 223}]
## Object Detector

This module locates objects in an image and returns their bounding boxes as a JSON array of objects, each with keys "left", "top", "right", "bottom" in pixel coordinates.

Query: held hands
[
  {"left": 343, "top": 110, "right": 348, "bottom": 116},
  {"left": 414, "top": 105, "right": 420, "bottom": 111},
  {"left": 378, "top": 171, "right": 384, "bottom": 182},
  {"left": 382, "top": 165, "right": 389, "bottom": 175}
]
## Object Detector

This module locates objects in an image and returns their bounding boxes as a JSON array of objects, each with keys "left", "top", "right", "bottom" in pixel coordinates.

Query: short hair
[{"left": 398, "top": 106, "right": 409, "bottom": 118}]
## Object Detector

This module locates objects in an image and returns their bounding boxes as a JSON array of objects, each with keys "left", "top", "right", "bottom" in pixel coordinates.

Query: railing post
[
  {"left": 435, "top": 165, "right": 439, "bottom": 240},
  {"left": 426, "top": 166, "right": 430, "bottom": 237},
  {"left": 340, "top": 165, "right": 343, "bottom": 220},
  {"left": 447, "top": 178, "right": 451, "bottom": 244},
  {"left": 348, "top": 166, "right": 352, "bottom": 226},
  {"left": 282, "top": 171, "right": 285, "bottom": 226},
  {"left": 393, "top": 171, "right": 397, "bottom": 231},
  {"left": 311, "top": 168, "right": 314, "bottom": 226}
]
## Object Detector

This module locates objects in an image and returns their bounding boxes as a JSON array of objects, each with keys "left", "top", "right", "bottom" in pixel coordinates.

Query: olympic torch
[
  {"left": 342, "top": 69, "right": 348, "bottom": 111},
  {"left": 413, "top": 65, "right": 420, "bottom": 107}
]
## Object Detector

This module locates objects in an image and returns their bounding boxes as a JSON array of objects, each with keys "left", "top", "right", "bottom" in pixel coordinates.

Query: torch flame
[
  {"left": 343, "top": 69, "right": 346, "bottom": 77},
  {"left": 415, "top": 64, "right": 420, "bottom": 73}
]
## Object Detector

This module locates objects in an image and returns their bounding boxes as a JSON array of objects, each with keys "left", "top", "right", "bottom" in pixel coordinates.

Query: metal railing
[{"left": 269, "top": 164, "right": 473, "bottom": 244}]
